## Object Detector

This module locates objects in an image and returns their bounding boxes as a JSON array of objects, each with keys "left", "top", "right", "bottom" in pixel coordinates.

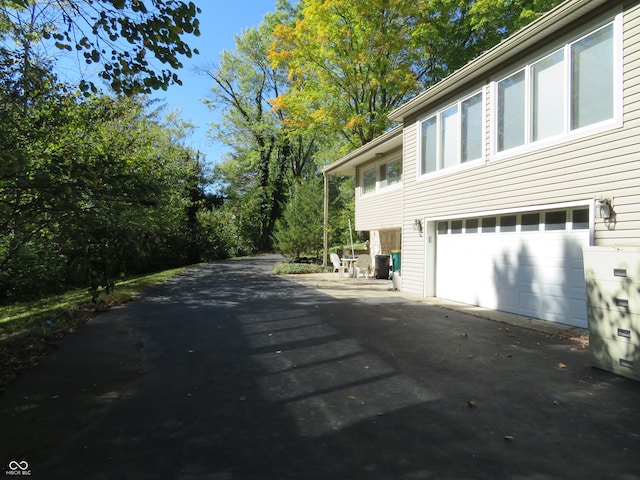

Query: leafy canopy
[
  {"left": 0, "top": 0, "right": 201, "bottom": 94},
  {"left": 269, "top": 0, "right": 564, "bottom": 147}
]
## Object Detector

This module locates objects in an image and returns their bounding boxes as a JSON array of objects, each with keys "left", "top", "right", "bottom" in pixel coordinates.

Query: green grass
[
  {"left": 1, "top": 266, "right": 187, "bottom": 327},
  {"left": 0, "top": 266, "right": 187, "bottom": 391}
]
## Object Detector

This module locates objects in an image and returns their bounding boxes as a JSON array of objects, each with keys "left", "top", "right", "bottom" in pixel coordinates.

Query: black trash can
[{"left": 375, "top": 255, "right": 390, "bottom": 279}]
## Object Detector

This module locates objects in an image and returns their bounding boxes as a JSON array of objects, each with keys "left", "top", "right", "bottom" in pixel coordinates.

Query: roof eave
[{"left": 322, "top": 125, "right": 403, "bottom": 177}]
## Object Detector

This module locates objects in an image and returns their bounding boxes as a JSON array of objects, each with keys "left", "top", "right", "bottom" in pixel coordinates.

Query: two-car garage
[{"left": 432, "top": 206, "right": 591, "bottom": 328}]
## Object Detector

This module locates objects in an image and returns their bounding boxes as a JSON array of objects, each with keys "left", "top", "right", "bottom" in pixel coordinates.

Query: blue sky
[{"left": 151, "top": 1, "right": 279, "bottom": 164}]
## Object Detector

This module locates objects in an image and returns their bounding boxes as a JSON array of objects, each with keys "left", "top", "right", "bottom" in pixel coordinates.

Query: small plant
[{"left": 272, "top": 262, "right": 330, "bottom": 275}]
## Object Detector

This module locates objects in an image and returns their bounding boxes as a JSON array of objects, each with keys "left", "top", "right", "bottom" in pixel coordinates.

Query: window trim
[
  {"left": 430, "top": 203, "right": 593, "bottom": 240},
  {"left": 416, "top": 89, "right": 486, "bottom": 180},
  {"left": 384, "top": 158, "right": 403, "bottom": 189},
  {"left": 359, "top": 156, "right": 403, "bottom": 196},
  {"left": 361, "top": 166, "right": 378, "bottom": 196},
  {"left": 491, "top": 14, "right": 623, "bottom": 160}
]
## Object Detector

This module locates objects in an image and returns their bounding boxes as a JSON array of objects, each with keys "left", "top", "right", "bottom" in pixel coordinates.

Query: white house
[{"left": 323, "top": 0, "right": 640, "bottom": 331}]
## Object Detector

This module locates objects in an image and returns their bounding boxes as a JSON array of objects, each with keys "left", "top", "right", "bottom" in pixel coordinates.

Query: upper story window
[
  {"left": 496, "top": 20, "right": 618, "bottom": 154},
  {"left": 362, "top": 167, "right": 377, "bottom": 195},
  {"left": 385, "top": 159, "right": 402, "bottom": 186},
  {"left": 361, "top": 158, "right": 403, "bottom": 195},
  {"left": 419, "top": 90, "right": 484, "bottom": 176}
]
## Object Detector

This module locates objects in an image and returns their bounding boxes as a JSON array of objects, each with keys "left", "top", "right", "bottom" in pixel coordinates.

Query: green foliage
[
  {"left": 1, "top": 0, "right": 202, "bottom": 95},
  {"left": 269, "top": 0, "right": 564, "bottom": 147},
  {"left": 272, "top": 177, "right": 324, "bottom": 260},
  {"left": 204, "top": 18, "right": 324, "bottom": 253},
  {"left": 0, "top": 56, "right": 229, "bottom": 303}
]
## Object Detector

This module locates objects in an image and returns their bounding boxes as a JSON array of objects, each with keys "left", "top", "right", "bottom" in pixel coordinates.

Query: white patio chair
[
  {"left": 329, "top": 252, "right": 346, "bottom": 277},
  {"left": 355, "top": 254, "right": 372, "bottom": 279}
]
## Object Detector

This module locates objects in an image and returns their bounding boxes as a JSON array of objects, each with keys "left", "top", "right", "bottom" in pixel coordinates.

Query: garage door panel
[{"left": 436, "top": 218, "right": 588, "bottom": 328}]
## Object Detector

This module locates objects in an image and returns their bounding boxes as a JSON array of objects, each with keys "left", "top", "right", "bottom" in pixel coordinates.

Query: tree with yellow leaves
[{"left": 269, "top": 0, "right": 563, "bottom": 148}]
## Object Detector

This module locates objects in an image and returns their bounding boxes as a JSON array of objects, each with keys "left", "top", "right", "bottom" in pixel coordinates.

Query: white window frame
[
  {"left": 361, "top": 166, "right": 377, "bottom": 195},
  {"left": 492, "top": 14, "right": 623, "bottom": 160},
  {"left": 416, "top": 89, "right": 486, "bottom": 179},
  {"left": 384, "top": 158, "right": 403, "bottom": 189}
]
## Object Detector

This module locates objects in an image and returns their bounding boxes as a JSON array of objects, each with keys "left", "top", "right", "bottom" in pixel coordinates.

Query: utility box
[{"left": 583, "top": 246, "right": 640, "bottom": 381}]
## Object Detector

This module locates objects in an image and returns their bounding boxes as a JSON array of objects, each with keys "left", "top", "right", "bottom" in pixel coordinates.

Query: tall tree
[
  {"left": 203, "top": 9, "right": 321, "bottom": 252},
  {"left": 272, "top": 176, "right": 324, "bottom": 260}
]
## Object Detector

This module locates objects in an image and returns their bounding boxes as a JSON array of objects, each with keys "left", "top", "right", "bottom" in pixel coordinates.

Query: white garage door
[{"left": 435, "top": 208, "right": 589, "bottom": 328}]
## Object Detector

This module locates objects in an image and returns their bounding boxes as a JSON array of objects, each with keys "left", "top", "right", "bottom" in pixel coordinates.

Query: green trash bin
[{"left": 390, "top": 249, "right": 401, "bottom": 272}]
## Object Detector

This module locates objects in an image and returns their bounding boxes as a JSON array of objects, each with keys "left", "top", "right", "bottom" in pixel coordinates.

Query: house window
[
  {"left": 421, "top": 117, "right": 437, "bottom": 174},
  {"left": 571, "top": 24, "right": 614, "bottom": 129},
  {"left": 496, "top": 20, "right": 617, "bottom": 154},
  {"left": 386, "top": 159, "right": 402, "bottom": 187},
  {"left": 420, "top": 90, "right": 484, "bottom": 175},
  {"left": 451, "top": 220, "right": 463, "bottom": 234},
  {"left": 437, "top": 221, "right": 448, "bottom": 234},
  {"left": 532, "top": 50, "right": 565, "bottom": 142},
  {"left": 441, "top": 105, "right": 459, "bottom": 169},
  {"left": 461, "top": 92, "right": 483, "bottom": 163},
  {"left": 362, "top": 167, "right": 377, "bottom": 195},
  {"left": 497, "top": 70, "right": 525, "bottom": 151}
]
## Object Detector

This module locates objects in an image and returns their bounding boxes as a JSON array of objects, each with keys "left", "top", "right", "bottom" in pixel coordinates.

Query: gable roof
[{"left": 389, "top": 0, "right": 612, "bottom": 122}]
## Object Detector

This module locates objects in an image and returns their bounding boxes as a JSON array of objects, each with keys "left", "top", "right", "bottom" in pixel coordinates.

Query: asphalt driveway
[{"left": 1, "top": 255, "right": 639, "bottom": 479}]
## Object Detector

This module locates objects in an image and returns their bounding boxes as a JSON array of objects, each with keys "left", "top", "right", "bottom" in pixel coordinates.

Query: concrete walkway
[{"left": 1, "top": 255, "right": 638, "bottom": 479}]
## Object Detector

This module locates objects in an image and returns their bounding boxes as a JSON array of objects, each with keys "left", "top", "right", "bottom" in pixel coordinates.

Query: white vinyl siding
[{"left": 355, "top": 151, "right": 403, "bottom": 231}]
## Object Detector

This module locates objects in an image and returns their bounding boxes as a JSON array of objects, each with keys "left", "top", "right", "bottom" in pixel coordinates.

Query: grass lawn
[{"left": 0, "top": 266, "right": 187, "bottom": 392}]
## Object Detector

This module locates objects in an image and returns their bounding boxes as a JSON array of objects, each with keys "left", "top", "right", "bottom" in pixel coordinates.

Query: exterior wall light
[
  {"left": 595, "top": 198, "right": 612, "bottom": 219},
  {"left": 413, "top": 219, "right": 423, "bottom": 234}
]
